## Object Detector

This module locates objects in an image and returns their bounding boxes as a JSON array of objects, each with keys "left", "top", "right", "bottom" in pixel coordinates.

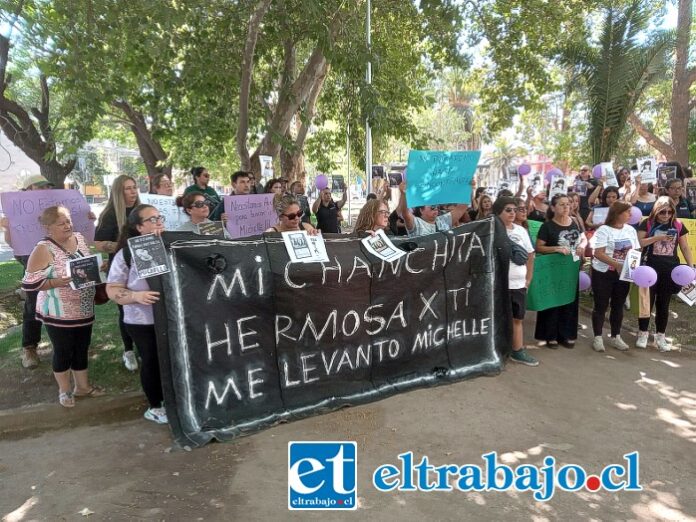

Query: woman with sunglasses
[
  {"left": 534, "top": 194, "right": 587, "bottom": 348},
  {"left": 513, "top": 197, "right": 529, "bottom": 230},
  {"left": 635, "top": 197, "right": 693, "bottom": 351},
  {"left": 106, "top": 205, "right": 168, "bottom": 424},
  {"left": 266, "top": 194, "right": 317, "bottom": 234},
  {"left": 397, "top": 181, "right": 470, "bottom": 237},
  {"left": 353, "top": 199, "right": 390, "bottom": 236},
  {"left": 176, "top": 193, "right": 231, "bottom": 237}
]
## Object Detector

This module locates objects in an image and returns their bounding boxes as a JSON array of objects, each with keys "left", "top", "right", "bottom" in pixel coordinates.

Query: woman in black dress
[{"left": 534, "top": 194, "right": 587, "bottom": 347}]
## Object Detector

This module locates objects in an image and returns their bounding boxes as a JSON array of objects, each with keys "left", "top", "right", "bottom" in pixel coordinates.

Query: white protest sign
[
  {"left": 282, "top": 230, "right": 330, "bottom": 264},
  {"left": 361, "top": 229, "right": 406, "bottom": 263},
  {"left": 139, "top": 194, "right": 187, "bottom": 231}
]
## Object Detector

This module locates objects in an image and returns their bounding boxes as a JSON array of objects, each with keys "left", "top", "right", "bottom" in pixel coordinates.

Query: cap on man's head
[{"left": 22, "top": 174, "right": 54, "bottom": 190}]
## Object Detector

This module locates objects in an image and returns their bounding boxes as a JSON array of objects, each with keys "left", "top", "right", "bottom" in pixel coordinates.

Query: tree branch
[
  {"left": 237, "top": 0, "right": 273, "bottom": 171},
  {"left": 295, "top": 63, "right": 330, "bottom": 151},
  {"left": 628, "top": 113, "right": 674, "bottom": 158}
]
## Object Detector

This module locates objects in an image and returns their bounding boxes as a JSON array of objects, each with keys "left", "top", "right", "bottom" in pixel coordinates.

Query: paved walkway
[{"left": 1, "top": 325, "right": 695, "bottom": 521}]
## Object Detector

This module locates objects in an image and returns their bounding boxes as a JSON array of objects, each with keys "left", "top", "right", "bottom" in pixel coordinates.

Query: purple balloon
[
  {"left": 671, "top": 265, "right": 695, "bottom": 287},
  {"left": 592, "top": 164, "right": 603, "bottom": 179},
  {"left": 633, "top": 266, "right": 658, "bottom": 288},
  {"left": 628, "top": 206, "right": 643, "bottom": 225},
  {"left": 518, "top": 164, "right": 531, "bottom": 176},
  {"left": 579, "top": 272, "right": 591, "bottom": 291},
  {"left": 315, "top": 174, "right": 328, "bottom": 190}
]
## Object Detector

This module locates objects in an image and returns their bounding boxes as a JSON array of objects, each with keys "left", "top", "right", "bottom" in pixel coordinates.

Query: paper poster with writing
[
  {"left": 224, "top": 194, "right": 276, "bottom": 239},
  {"left": 0, "top": 189, "right": 95, "bottom": 256},
  {"left": 128, "top": 234, "right": 170, "bottom": 279},
  {"left": 592, "top": 207, "right": 609, "bottom": 225},
  {"left": 139, "top": 194, "right": 187, "bottom": 231},
  {"left": 282, "top": 231, "right": 330, "bottom": 264},
  {"left": 405, "top": 150, "right": 481, "bottom": 206}
]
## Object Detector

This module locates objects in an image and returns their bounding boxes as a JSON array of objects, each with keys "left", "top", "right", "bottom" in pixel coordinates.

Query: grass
[{"left": 0, "top": 260, "right": 139, "bottom": 394}]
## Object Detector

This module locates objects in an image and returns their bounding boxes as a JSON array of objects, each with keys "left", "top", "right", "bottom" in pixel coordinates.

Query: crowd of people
[{"left": 4, "top": 159, "right": 695, "bottom": 422}]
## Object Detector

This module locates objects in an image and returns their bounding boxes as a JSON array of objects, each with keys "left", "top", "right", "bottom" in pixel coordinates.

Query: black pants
[
  {"left": 591, "top": 268, "right": 630, "bottom": 337},
  {"left": 534, "top": 293, "right": 579, "bottom": 343},
  {"left": 45, "top": 324, "right": 93, "bottom": 372},
  {"left": 638, "top": 268, "right": 675, "bottom": 334},
  {"left": 16, "top": 255, "right": 42, "bottom": 348},
  {"left": 125, "top": 324, "right": 164, "bottom": 408},
  {"left": 117, "top": 304, "right": 134, "bottom": 353}
]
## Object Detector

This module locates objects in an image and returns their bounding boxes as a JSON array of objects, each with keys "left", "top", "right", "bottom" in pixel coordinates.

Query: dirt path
[{"left": 2, "top": 335, "right": 695, "bottom": 521}]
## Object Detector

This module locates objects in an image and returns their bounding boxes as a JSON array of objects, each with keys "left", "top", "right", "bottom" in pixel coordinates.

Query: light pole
[{"left": 364, "top": 0, "right": 372, "bottom": 188}]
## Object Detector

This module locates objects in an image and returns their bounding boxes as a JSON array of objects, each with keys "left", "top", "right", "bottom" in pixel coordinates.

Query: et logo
[{"left": 288, "top": 441, "right": 357, "bottom": 510}]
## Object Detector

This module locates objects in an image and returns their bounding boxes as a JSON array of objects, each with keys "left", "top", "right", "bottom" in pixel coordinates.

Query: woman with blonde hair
[
  {"left": 635, "top": 196, "right": 693, "bottom": 351},
  {"left": 266, "top": 194, "right": 317, "bottom": 233},
  {"left": 474, "top": 194, "right": 493, "bottom": 220},
  {"left": 95, "top": 174, "right": 140, "bottom": 371},
  {"left": 22, "top": 206, "right": 103, "bottom": 407},
  {"left": 353, "top": 199, "right": 390, "bottom": 236}
]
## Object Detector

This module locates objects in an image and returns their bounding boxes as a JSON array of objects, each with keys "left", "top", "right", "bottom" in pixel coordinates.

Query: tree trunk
[
  {"left": 670, "top": 0, "right": 693, "bottom": 164},
  {"left": 40, "top": 158, "right": 76, "bottom": 187}
]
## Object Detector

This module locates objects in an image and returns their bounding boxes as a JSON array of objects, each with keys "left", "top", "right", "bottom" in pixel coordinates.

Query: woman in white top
[{"left": 590, "top": 201, "right": 640, "bottom": 353}]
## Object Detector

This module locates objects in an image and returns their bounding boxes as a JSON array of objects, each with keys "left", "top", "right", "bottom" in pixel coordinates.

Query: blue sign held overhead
[{"left": 405, "top": 150, "right": 481, "bottom": 207}]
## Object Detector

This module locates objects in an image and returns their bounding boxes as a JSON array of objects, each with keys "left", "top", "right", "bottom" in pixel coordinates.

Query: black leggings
[
  {"left": 118, "top": 304, "right": 134, "bottom": 353},
  {"left": 16, "top": 255, "right": 42, "bottom": 348},
  {"left": 591, "top": 268, "right": 630, "bottom": 337},
  {"left": 45, "top": 324, "right": 93, "bottom": 372},
  {"left": 124, "top": 324, "right": 164, "bottom": 408},
  {"left": 638, "top": 269, "right": 675, "bottom": 334}
]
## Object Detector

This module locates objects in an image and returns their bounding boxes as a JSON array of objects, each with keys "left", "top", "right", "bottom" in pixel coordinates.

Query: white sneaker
[
  {"left": 635, "top": 331, "right": 649, "bottom": 349},
  {"left": 654, "top": 333, "right": 671, "bottom": 353},
  {"left": 144, "top": 407, "right": 168, "bottom": 424},
  {"left": 592, "top": 336, "right": 605, "bottom": 352},
  {"left": 608, "top": 335, "right": 629, "bottom": 351},
  {"left": 123, "top": 351, "right": 138, "bottom": 371}
]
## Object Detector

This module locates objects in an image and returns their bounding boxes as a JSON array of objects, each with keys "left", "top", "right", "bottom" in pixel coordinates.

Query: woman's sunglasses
[
  {"left": 190, "top": 201, "right": 208, "bottom": 209},
  {"left": 657, "top": 209, "right": 674, "bottom": 216},
  {"left": 282, "top": 211, "right": 303, "bottom": 220}
]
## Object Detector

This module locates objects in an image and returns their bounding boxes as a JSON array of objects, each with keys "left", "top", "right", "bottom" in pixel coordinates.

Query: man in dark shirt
[{"left": 665, "top": 178, "right": 696, "bottom": 218}]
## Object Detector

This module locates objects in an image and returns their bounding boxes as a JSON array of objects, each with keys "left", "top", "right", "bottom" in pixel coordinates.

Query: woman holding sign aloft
[
  {"left": 106, "top": 205, "right": 167, "bottom": 424},
  {"left": 635, "top": 197, "right": 693, "bottom": 351},
  {"left": 590, "top": 201, "right": 640, "bottom": 352},
  {"left": 22, "top": 206, "right": 104, "bottom": 408},
  {"left": 534, "top": 194, "right": 587, "bottom": 348}
]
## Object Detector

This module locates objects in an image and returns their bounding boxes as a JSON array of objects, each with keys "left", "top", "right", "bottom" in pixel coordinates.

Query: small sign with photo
[
  {"left": 282, "top": 231, "right": 330, "bottom": 264},
  {"left": 678, "top": 281, "right": 696, "bottom": 306},
  {"left": 592, "top": 206, "right": 609, "bottom": 225},
  {"left": 388, "top": 172, "right": 403, "bottom": 187},
  {"left": 331, "top": 175, "right": 345, "bottom": 192},
  {"left": 361, "top": 229, "right": 406, "bottom": 263},
  {"left": 636, "top": 157, "right": 657, "bottom": 184},
  {"left": 497, "top": 179, "right": 512, "bottom": 194},
  {"left": 619, "top": 249, "right": 641, "bottom": 283},
  {"left": 549, "top": 175, "right": 567, "bottom": 198},
  {"left": 602, "top": 162, "right": 618, "bottom": 187},
  {"left": 530, "top": 174, "right": 543, "bottom": 194},
  {"left": 573, "top": 178, "right": 588, "bottom": 196},
  {"left": 66, "top": 254, "right": 104, "bottom": 290},
  {"left": 197, "top": 221, "right": 225, "bottom": 237},
  {"left": 128, "top": 234, "right": 170, "bottom": 279},
  {"left": 685, "top": 181, "right": 696, "bottom": 208},
  {"left": 656, "top": 166, "right": 677, "bottom": 188}
]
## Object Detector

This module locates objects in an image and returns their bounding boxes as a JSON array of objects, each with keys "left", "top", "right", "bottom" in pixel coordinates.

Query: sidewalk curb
[
  {"left": 578, "top": 304, "right": 696, "bottom": 351},
  {"left": 0, "top": 392, "right": 146, "bottom": 438}
]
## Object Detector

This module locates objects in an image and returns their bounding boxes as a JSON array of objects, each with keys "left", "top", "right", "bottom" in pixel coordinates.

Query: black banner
[{"left": 151, "top": 217, "right": 512, "bottom": 447}]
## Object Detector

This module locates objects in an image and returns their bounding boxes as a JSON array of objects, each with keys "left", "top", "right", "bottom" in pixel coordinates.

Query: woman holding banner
[
  {"left": 590, "top": 201, "right": 640, "bottom": 352},
  {"left": 635, "top": 197, "right": 693, "bottom": 351},
  {"left": 106, "top": 205, "right": 168, "bottom": 424},
  {"left": 266, "top": 194, "right": 317, "bottom": 234},
  {"left": 353, "top": 199, "right": 391, "bottom": 236},
  {"left": 534, "top": 194, "right": 586, "bottom": 348},
  {"left": 22, "top": 206, "right": 103, "bottom": 408},
  {"left": 95, "top": 174, "right": 140, "bottom": 371}
]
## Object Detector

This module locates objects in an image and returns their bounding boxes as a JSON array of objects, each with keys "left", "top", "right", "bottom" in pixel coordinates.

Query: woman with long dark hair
[
  {"left": 635, "top": 197, "right": 693, "bottom": 351},
  {"left": 95, "top": 174, "right": 140, "bottom": 371},
  {"left": 106, "top": 204, "right": 168, "bottom": 424},
  {"left": 534, "top": 194, "right": 587, "bottom": 347}
]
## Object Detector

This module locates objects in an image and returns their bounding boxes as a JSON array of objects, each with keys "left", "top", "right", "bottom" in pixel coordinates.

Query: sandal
[
  {"left": 73, "top": 385, "right": 106, "bottom": 398},
  {"left": 59, "top": 391, "right": 75, "bottom": 408}
]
